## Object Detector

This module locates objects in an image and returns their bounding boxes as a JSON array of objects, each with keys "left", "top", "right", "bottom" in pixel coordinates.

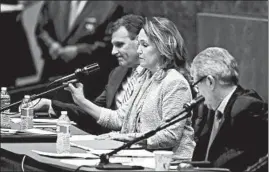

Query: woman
[{"left": 66, "top": 17, "right": 195, "bottom": 159}]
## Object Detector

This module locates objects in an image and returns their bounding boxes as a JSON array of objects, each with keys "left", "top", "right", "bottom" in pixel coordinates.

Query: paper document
[
  {"left": 33, "top": 119, "right": 76, "bottom": 125},
  {"left": 70, "top": 140, "right": 124, "bottom": 150},
  {"left": 70, "top": 144, "right": 154, "bottom": 157},
  {"left": 1, "top": 112, "right": 20, "bottom": 117},
  {"left": 34, "top": 125, "right": 56, "bottom": 129},
  {"left": 1, "top": 128, "right": 56, "bottom": 135},
  {"left": 1, "top": 128, "right": 18, "bottom": 134},
  {"left": 61, "top": 157, "right": 133, "bottom": 167},
  {"left": 10, "top": 118, "right": 21, "bottom": 124},
  {"left": 90, "top": 149, "right": 154, "bottom": 157},
  {"left": 33, "top": 119, "right": 59, "bottom": 123},
  {"left": 32, "top": 150, "right": 99, "bottom": 159},
  {"left": 25, "top": 128, "right": 56, "bottom": 135},
  {"left": 122, "top": 157, "right": 155, "bottom": 169},
  {"left": 70, "top": 134, "right": 97, "bottom": 141},
  {"left": 61, "top": 159, "right": 100, "bottom": 167},
  {"left": 116, "top": 149, "right": 154, "bottom": 157},
  {"left": 10, "top": 118, "right": 75, "bottom": 125}
]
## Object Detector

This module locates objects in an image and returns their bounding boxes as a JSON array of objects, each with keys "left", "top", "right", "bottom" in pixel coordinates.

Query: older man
[
  {"left": 190, "top": 47, "right": 268, "bottom": 172},
  {"left": 34, "top": 15, "right": 145, "bottom": 134}
]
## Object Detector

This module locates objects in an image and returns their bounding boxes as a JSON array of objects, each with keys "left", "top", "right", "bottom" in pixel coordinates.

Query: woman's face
[{"left": 137, "top": 29, "right": 161, "bottom": 73}]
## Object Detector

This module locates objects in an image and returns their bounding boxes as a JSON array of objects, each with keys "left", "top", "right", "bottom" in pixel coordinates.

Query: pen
[{"left": 70, "top": 142, "right": 95, "bottom": 152}]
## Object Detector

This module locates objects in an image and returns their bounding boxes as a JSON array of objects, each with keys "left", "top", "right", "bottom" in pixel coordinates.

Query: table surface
[{"left": 1, "top": 125, "right": 154, "bottom": 171}]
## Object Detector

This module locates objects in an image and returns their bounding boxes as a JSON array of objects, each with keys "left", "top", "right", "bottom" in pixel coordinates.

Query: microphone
[
  {"left": 95, "top": 97, "right": 205, "bottom": 170},
  {"left": 183, "top": 95, "right": 205, "bottom": 110},
  {"left": 49, "top": 63, "right": 100, "bottom": 86}
]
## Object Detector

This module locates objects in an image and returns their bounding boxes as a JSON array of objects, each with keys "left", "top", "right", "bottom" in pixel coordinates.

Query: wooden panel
[{"left": 197, "top": 13, "right": 268, "bottom": 102}]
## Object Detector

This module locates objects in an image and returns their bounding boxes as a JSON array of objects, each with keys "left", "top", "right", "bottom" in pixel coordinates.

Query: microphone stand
[
  {"left": 96, "top": 99, "right": 203, "bottom": 170},
  {"left": 1, "top": 63, "right": 99, "bottom": 112},
  {"left": 0, "top": 81, "right": 77, "bottom": 112}
]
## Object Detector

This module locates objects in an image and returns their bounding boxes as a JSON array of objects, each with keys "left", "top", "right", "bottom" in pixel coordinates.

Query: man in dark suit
[
  {"left": 190, "top": 47, "right": 268, "bottom": 172},
  {"left": 35, "top": 1, "right": 123, "bottom": 100},
  {"left": 33, "top": 14, "right": 144, "bottom": 135}
]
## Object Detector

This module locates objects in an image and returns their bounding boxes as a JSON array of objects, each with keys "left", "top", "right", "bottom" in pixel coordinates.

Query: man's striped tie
[{"left": 121, "top": 71, "right": 138, "bottom": 104}]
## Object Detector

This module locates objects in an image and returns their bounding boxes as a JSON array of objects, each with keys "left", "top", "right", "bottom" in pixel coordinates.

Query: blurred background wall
[{"left": 18, "top": 0, "right": 268, "bottom": 101}]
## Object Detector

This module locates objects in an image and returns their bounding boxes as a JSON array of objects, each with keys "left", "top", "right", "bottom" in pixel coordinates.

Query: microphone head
[
  {"left": 81, "top": 63, "right": 100, "bottom": 75},
  {"left": 183, "top": 95, "right": 205, "bottom": 110},
  {"left": 49, "top": 63, "right": 100, "bottom": 87}
]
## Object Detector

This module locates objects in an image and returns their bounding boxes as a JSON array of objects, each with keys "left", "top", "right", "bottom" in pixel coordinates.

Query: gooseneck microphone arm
[
  {"left": 96, "top": 96, "right": 205, "bottom": 169},
  {"left": 0, "top": 63, "right": 100, "bottom": 112},
  {"left": 0, "top": 80, "right": 78, "bottom": 112},
  {"left": 48, "top": 63, "right": 100, "bottom": 86}
]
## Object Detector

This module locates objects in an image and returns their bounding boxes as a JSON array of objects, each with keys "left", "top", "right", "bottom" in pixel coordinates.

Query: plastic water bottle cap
[
  {"left": 1, "top": 87, "right": 7, "bottom": 91},
  {"left": 61, "top": 111, "right": 68, "bottom": 115},
  {"left": 24, "top": 95, "right": 31, "bottom": 99}
]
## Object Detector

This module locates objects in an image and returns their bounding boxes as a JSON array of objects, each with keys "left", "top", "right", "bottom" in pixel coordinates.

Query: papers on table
[
  {"left": 25, "top": 128, "right": 56, "bottom": 135},
  {"left": 10, "top": 118, "right": 21, "bottom": 124},
  {"left": 70, "top": 141, "right": 154, "bottom": 157},
  {"left": 121, "top": 157, "right": 155, "bottom": 169},
  {"left": 60, "top": 157, "right": 155, "bottom": 169},
  {"left": 33, "top": 119, "right": 59, "bottom": 124},
  {"left": 70, "top": 134, "right": 97, "bottom": 141},
  {"left": 0, "top": 128, "right": 56, "bottom": 135},
  {"left": 34, "top": 125, "right": 57, "bottom": 129},
  {"left": 70, "top": 140, "right": 124, "bottom": 150},
  {"left": 1, "top": 128, "right": 18, "bottom": 134},
  {"left": 116, "top": 149, "right": 154, "bottom": 157},
  {"left": 9, "top": 117, "right": 75, "bottom": 130},
  {"left": 32, "top": 150, "right": 98, "bottom": 159},
  {"left": 60, "top": 157, "right": 134, "bottom": 167},
  {"left": 69, "top": 139, "right": 154, "bottom": 158},
  {"left": 10, "top": 118, "right": 76, "bottom": 125},
  {"left": 34, "top": 119, "right": 76, "bottom": 125},
  {"left": 61, "top": 159, "right": 100, "bottom": 167},
  {"left": 1, "top": 112, "right": 20, "bottom": 117},
  {"left": 89, "top": 149, "right": 154, "bottom": 157}
]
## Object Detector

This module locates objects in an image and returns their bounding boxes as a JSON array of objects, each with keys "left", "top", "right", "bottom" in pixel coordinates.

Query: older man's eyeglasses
[
  {"left": 191, "top": 76, "right": 207, "bottom": 88},
  {"left": 191, "top": 76, "right": 207, "bottom": 94}
]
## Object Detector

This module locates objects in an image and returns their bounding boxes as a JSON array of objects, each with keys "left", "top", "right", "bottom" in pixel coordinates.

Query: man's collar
[{"left": 217, "top": 86, "right": 238, "bottom": 114}]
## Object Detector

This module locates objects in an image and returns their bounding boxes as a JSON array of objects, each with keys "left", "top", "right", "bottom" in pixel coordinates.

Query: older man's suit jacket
[
  {"left": 35, "top": 1, "right": 123, "bottom": 100},
  {"left": 192, "top": 85, "right": 268, "bottom": 172},
  {"left": 51, "top": 66, "right": 129, "bottom": 134}
]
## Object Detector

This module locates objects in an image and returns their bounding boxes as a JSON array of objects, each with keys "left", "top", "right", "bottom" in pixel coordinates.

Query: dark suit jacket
[
  {"left": 192, "top": 85, "right": 268, "bottom": 172},
  {"left": 35, "top": 1, "right": 123, "bottom": 100},
  {"left": 51, "top": 66, "right": 130, "bottom": 134}
]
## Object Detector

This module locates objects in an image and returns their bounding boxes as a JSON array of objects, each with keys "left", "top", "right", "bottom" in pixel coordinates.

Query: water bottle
[
  {"left": 1, "top": 87, "right": 11, "bottom": 128},
  {"left": 1, "top": 87, "right": 11, "bottom": 113},
  {"left": 20, "top": 95, "right": 34, "bottom": 130},
  {"left": 56, "top": 111, "right": 71, "bottom": 154}
]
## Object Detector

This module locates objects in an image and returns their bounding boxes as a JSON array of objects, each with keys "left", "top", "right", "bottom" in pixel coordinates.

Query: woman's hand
[
  {"left": 64, "top": 81, "right": 102, "bottom": 120},
  {"left": 64, "top": 82, "right": 86, "bottom": 105}
]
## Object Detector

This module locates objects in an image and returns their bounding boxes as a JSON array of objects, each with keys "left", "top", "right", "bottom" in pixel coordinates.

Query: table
[
  {"left": 1, "top": 125, "right": 153, "bottom": 171},
  {"left": 1, "top": 125, "right": 89, "bottom": 172}
]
